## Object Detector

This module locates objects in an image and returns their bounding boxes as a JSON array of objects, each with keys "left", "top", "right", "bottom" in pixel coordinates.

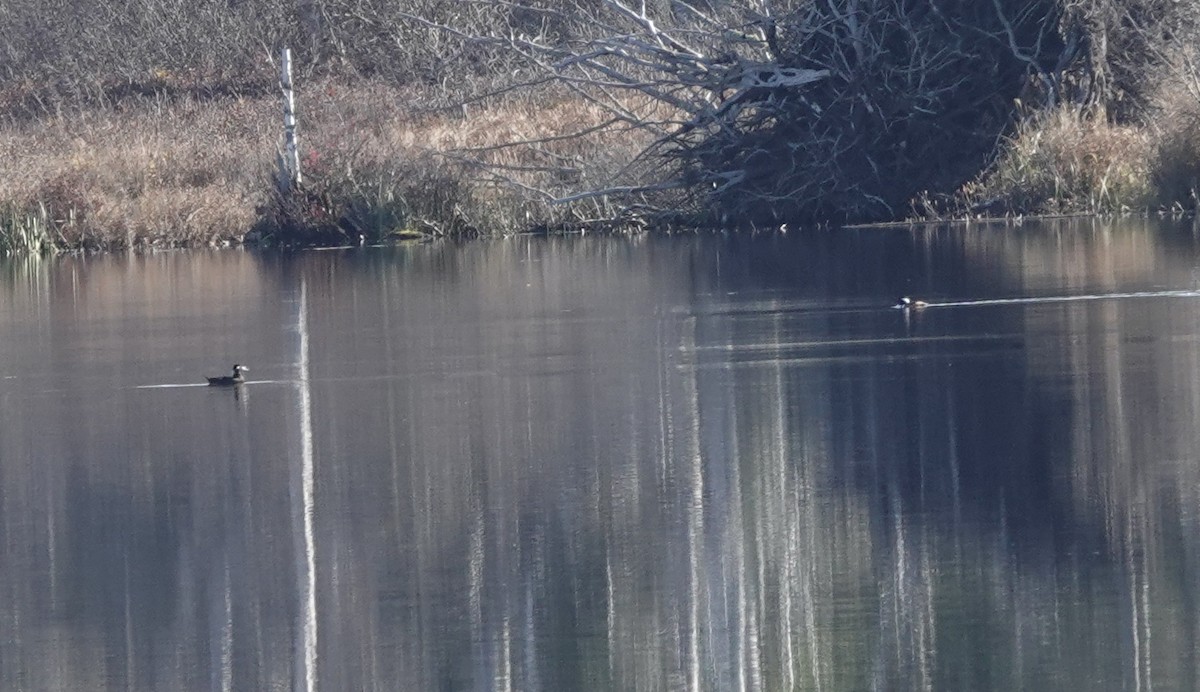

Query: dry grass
[
  {"left": 0, "top": 80, "right": 657, "bottom": 252},
  {"left": 0, "top": 97, "right": 274, "bottom": 249},
  {"left": 280, "top": 83, "right": 664, "bottom": 239},
  {"left": 1146, "top": 78, "right": 1200, "bottom": 209},
  {"left": 961, "top": 106, "right": 1155, "bottom": 215}
]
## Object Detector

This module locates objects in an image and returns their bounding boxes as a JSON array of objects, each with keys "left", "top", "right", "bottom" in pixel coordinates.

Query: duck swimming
[
  {"left": 896, "top": 296, "right": 929, "bottom": 310},
  {"left": 207, "top": 364, "right": 248, "bottom": 386}
]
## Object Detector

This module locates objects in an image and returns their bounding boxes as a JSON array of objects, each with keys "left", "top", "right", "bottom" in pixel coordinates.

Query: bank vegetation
[{"left": 4, "top": 0, "right": 1200, "bottom": 251}]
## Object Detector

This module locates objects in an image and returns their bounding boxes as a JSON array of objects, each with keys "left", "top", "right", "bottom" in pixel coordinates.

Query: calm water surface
[{"left": 2, "top": 218, "right": 1200, "bottom": 690}]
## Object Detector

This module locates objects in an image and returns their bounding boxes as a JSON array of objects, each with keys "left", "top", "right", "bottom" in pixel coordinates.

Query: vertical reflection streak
[
  {"left": 293, "top": 280, "right": 318, "bottom": 692},
  {"left": 499, "top": 615, "right": 512, "bottom": 692},
  {"left": 381, "top": 263, "right": 404, "bottom": 692},
  {"left": 47, "top": 489, "right": 58, "bottom": 612},
  {"left": 918, "top": 524, "right": 934, "bottom": 692},
  {"left": 1128, "top": 508, "right": 1142, "bottom": 692},
  {"left": 606, "top": 542, "right": 616, "bottom": 686},
  {"left": 123, "top": 546, "right": 133, "bottom": 690},
  {"left": 891, "top": 491, "right": 907, "bottom": 684},
  {"left": 682, "top": 317, "right": 704, "bottom": 691},
  {"left": 658, "top": 319, "right": 673, "bottom": 487},
  {"left": 753, "top": 448, "right": 769, "bottom": 692},
  {"left": 218, "top": 559, "right": 233, "bottom": 692},
  {"left": 728, "top": 399, "right": 751, "bottom": 692},
  {"left": 1140, "top": 512, "right": 1152, "bottom": 692},
  {"left": 468, "top": 500, "right": 484, "bottom": 689},
  {"left": 947, "top": 390, "right": 962, "bottom": 559},
  {"left": 771, "top": 336, "right": 796, "bottom": 691}
]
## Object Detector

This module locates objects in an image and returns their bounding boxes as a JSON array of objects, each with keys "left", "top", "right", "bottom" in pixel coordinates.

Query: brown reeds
[
  {"left": 0, "top": 96, "right": 273, "bottom": 250},
  {"left": 0, "top": 80, "right": 654, "bottom": 252},
  {"left": 257, "top": 83, "right": 657, "bottom": 243},
  {"left": 1147, "top": 78, "right": 1200, "bottom": 210},
  {"left": 961, "top": 107, "right": 1155, "bottom": 216}
]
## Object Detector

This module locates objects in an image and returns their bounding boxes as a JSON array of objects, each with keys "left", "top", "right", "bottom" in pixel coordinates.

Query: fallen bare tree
[{"left": 401, "top": 0, "right": 1077, "bottom": 226}]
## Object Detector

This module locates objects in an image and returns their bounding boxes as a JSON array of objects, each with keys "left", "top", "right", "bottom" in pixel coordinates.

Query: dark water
[{"left": 2, "top": 218, "right": 1200, "bottom": 690}]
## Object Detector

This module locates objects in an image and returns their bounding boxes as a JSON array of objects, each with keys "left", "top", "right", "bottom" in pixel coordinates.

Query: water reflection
[{"left": 0, "top": 218, "right": 1199, "bottom": 689}]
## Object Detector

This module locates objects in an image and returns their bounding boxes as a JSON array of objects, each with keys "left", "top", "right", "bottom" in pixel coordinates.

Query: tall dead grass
[
  {"left": 258, "top": 83, "right": 656, "bottom": 243},
  {"left": 0, "top": 97, "right": 274, "bottom": 250},
  {"left": 961, "top": 107, "right": 1155, "bottom": 216},
  {"left": 1147, "top": 80, "right": 1200, "bottom": 209},
  {"left": 0, "top": 81, "right": 654, "bottom": 252}
]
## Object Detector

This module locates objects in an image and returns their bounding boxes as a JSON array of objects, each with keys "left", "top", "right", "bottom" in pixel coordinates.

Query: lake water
[{"left": 2, "top": 218, "right": 1200, "bottom": 690}]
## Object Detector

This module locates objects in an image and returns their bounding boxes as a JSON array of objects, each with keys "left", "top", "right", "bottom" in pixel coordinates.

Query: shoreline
[{"left": 3, "top": 84, "right": 1196, "bottom": 256}]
